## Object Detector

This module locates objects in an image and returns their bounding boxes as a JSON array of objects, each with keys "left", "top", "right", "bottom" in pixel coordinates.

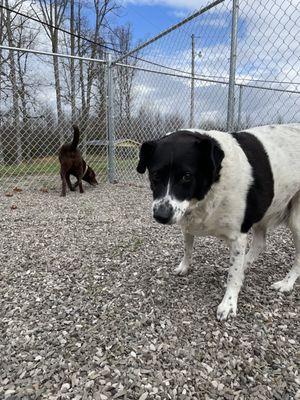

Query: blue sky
[
  {"left": 110, "top": 3, "right": 187, "bottom": 46},
  {"left": 105, "top": 1, "right": 248, "bottom": 68}
]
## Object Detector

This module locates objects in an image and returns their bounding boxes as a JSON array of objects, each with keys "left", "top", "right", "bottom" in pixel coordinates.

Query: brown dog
[{"left": 58, "top": 125, "right": 98, "bottom": 196}]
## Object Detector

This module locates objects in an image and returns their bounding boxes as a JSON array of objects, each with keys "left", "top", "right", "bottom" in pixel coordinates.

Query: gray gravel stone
[{"left": 0, "top": 184, "right": 299, "bottom": 399}]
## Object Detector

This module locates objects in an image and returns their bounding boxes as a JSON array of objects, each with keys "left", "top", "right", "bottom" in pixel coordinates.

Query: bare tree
[
  {"left": 75, "top": 0, "right": 117, "bottom": 156},
  {"left": 70, "top": 0, "right": 76, "bottom": 119},
  {"left": 5, "top": 0, "right": 22, "bottom": 163},
  {"left": 57, "top": 1, "right": 116, "bottom": 121},
  {"left": 15, "top": 17, "right": 40, "bottom": 121},
  {"left": 31, "top": 0, "right": 67, "bottom": 138},
  {"left": 60, "top": 0, "right": 77, "bottom": 119},
  {"left": 0, "top": 1, "right": 43, "bottom": 164},
  {"left": 76, "top": 2, "right": 86, "bottom": 118},
  {"left": 110, "top": 24, "right": 138, "bottom": 137},
  {"left": 84, "top": 0, "right": 116, "bottom": 123}
]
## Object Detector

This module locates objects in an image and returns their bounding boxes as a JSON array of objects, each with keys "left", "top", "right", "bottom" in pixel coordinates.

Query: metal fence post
[
  {"left": 237, "top": 84, "right": 243, "bottom": 130},
  {"left": 226, "top": 0, "right": 239, "bottom": 132},
  {"left": 190, "top": 34, "right": 195, "bottom": 128},
  {"left": 107, "top": 53, "right": 116, "bottom": 183}
]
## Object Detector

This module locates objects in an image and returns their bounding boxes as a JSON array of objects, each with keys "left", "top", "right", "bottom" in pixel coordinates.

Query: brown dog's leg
[
  {"left": 60, "top": 169, "right": 67, "bottom": 197},
  {"left": 78, "top": 177, "right": 84, "bottom": 193},
  {"left": 66, "top": 174, "right": 75, "bottom": 191},
  {"left": 78, "top": 166, "right": 84, "bottom": 194}
]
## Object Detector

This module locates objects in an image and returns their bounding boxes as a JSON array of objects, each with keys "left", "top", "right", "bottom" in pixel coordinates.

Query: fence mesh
[
  {"left": 112, "top": 0, "right": 232, "bottom": 183},
  {"left": 235, "top": 0, "right": 300, "bottom": 127},
  {"left": 0, "top": 0, "right": 299, "bottom": 191},
  {"left": 0, "top": 51, "right": 108, "bottom": 191}
]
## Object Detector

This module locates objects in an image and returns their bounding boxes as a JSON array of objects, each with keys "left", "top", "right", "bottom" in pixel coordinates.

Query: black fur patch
[
  {"left": 137, "top": 131, "right": 224, "bottom": 203},
  {"left": 231, "top": 131, "right": 274, "bottom": 233}
]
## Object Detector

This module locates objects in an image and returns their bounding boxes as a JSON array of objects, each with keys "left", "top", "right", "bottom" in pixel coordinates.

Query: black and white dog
[{"left": 137, "top": 124, "right": 300, "bottom": 320}]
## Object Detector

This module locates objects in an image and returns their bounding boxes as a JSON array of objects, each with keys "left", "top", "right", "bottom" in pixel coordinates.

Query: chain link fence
[
  {"left": 0, "top": 0, "right": 299, "bottom": 191},
  {"left": 0, "top": 50, "right": 109, "bottom": 190}
]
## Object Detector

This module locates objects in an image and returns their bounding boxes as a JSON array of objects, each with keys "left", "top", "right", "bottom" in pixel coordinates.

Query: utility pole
[{"left": 190, "top": 34, "right": 195, "bottom": 128}]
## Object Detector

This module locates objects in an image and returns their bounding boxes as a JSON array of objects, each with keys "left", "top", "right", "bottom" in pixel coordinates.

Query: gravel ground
[{"left": 0, "top": 184, "right": 299, "bottom": 400}]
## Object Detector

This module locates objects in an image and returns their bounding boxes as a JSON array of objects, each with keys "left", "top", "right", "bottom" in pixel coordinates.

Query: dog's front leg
[
  {"left": 78, "top": 178, "right": 84, "bottom": 193},
  {"left": 217, "top": 234, "right": 247, "bottom": 321},
  {"left": 174, "top": 231, "right": 194, "bottom": 276},
  {"left": 60, "top": 170, "right": 67, "bottom": 197}
]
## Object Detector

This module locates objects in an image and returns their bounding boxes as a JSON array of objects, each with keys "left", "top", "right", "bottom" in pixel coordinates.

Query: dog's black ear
[
  {"left": 197, "top": 137, "right": 224, "bottom": 181},
  {"left": 137, "top": 141, "right": 156, "bottom": 174}
]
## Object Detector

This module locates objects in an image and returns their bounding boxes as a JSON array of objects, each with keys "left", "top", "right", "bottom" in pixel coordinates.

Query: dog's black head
[
  {"left": 83, "top": 166, "right": 98, "bottom": 186},
  {"left": 137, "top": 131, "right": 224, "bottom": 224}
]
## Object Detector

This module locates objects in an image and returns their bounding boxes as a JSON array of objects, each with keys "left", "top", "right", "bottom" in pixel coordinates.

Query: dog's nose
[{"left": 153, "top": 203, "right": 173, "bottom": 224}]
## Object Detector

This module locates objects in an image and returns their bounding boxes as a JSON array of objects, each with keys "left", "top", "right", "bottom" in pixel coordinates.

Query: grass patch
[{"left": 0, "top": 155, "right": 138, "bottom": 182}]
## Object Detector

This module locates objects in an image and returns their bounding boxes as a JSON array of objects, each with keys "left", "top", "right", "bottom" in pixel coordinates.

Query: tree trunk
[
  {"left": 70, "top": 0, "right": 76, "bottom": 120},
  {"left": 5, "top": 0, "right": 22, "bottom": 164},
  {"left": 76, "top": 4, "right": 87, "bottom": 156},
  {"left": 33, "top": 0, "right": 67, "bottom": 144}
]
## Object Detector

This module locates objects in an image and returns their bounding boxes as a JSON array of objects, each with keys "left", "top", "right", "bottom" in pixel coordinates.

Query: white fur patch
[
  {"left": 152, "top": 179, "right": 190, "bottom": 224},
  {"left": 152, "top": 196, "right": 190, "bottom": 224}
]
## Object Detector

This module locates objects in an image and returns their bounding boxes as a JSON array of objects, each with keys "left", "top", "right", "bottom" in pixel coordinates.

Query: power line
[
  {"left": 0, "top": 3, "right": 198, "bottom": 75},
  {"left": 0, "top": 2, "right": 206, "bottom": 77},
  {"left": 236, "top": 76, "right": 300, "bottom": 87},
  {"left": 1, "top": 43, "right": 299, "bottom": 97},
  {"left": 193, "top": 72, "right": 300, "bottom": 87},
  {"left": 2, "top": 2, "right": 298, "bottom": 89},
  {"left": 114, "top": 0, "right": 225, "bottom": 64},
  {"left": 0, "top": 3, "right": 122, "bottom": 54},
  {"left": 0, "top": 1, "right": 229, "bottom": 79},
  {"left": 115, "top": 60, "right": 300, "bottom": 95}
]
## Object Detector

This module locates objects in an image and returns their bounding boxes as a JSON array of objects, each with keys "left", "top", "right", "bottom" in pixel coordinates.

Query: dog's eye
[{"left": 181, "top": 172, "right": 192, "bottom": 183}]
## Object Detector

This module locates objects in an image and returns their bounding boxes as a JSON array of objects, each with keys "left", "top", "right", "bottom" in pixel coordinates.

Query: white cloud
[
  {"left": 3, "top": 0, "right": 299, "bottom": 130},
  {"left": 132, "top": 69, "right": 300, "bottom": 129},
  {"left": 170, "top": 9, "right": 189, "bottom": 18},
  {"left": 126, "top": 0, "right": 300, "bottom": 130},
  {"left": 121, "top": 0, "right": 207, "bottom": 11}
]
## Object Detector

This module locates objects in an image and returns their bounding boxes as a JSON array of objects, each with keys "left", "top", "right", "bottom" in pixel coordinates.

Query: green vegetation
[{"left": 0, "top": 155, "right": 138, "bottom": 178}]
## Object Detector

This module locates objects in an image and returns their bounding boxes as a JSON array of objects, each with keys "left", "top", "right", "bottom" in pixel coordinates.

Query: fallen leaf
[
  {"left": 13, "top": 187, "right": 22, "bottom": 192},
  {"left": 5, "top": 192, "right": 13, "bottom": 197}
]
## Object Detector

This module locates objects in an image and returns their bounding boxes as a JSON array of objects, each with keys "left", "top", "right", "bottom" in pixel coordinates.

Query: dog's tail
[{"left": 71, "top": 125, "right": 80, "bottom": 150}]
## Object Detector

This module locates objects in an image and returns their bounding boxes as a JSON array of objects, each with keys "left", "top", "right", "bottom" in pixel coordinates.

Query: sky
[
  {"left": 108, "top": 0, "right": 240, "bottom": 58},
  {"left": 110, "top": 2, "right": 192, "bottom": 45},
  {"left": 104, "top": 0, "right": 300, "bottom": 127},
  {"left": 106, "top": 0, "right": 236, "bottom": 81},
  {"left": 8, "top": 0, "right": 299, "bottom": 128}
]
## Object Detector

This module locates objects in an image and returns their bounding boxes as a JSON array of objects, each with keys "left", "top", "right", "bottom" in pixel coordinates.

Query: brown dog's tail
[{"left": 71, "top": 125, "right": 80, "bottom": 150}]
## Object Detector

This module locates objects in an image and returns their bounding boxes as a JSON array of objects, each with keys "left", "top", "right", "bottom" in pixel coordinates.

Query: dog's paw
[
  {"left": 217, "top": 299, "right": 237, "bottom": 321},
  {"left": 271, "top": 279, "right": 294, "bottom": 293},
  {"left": 174, "top": 261, "right": 190, "bottom": 276}
]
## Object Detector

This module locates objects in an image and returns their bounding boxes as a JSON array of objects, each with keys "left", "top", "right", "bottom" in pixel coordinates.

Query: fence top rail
[
  {"left": 0, "top": 45, "right": 107, "bottom": 64},
  {"left": 112, "top": 0, "right": 225, "bottom": 65},
  {"left": 115, "top": 61, "right": 300, "bottom": 95},
  {"left": 2, "top": 45, "right": 299, "bottom": 96}
]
